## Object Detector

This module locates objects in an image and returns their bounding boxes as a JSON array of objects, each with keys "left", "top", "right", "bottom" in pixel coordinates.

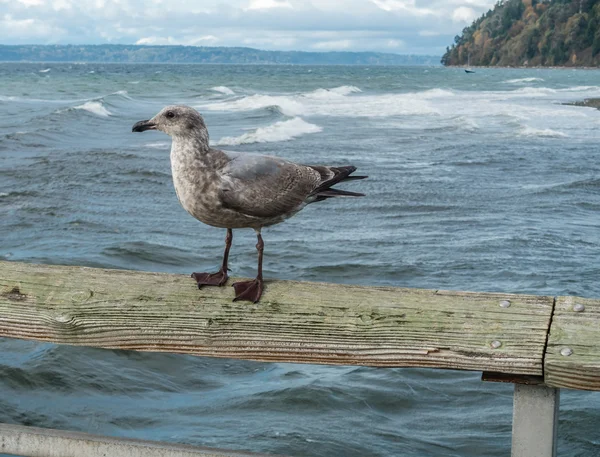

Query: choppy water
[{"left": 1, "top": 63, "right": 600, "bottom": 456}]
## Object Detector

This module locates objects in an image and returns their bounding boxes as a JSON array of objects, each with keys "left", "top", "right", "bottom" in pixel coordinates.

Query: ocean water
[{"left": 1, "top": 63, "right": 600, "bottom": 456}]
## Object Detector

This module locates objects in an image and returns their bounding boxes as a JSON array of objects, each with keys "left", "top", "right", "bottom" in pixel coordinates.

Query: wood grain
[
  {"left": 0, "top": 261, "right": 554, "bottom": 375},
  {"left": 545, "top": 296, "right": 600, "bottom": 390}
]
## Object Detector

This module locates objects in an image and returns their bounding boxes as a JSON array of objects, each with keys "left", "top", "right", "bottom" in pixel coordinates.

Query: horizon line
[{"left": 0, "top": 43, "right": 441, "bottom": 57}]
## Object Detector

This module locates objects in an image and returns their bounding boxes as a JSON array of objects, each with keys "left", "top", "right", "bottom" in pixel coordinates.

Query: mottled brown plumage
[{"left": 132, "top": 105, "right": 366, "bottom": 302}]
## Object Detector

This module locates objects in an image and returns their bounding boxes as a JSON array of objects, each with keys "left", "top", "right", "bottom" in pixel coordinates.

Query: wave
[
  {"left": 106, "top": 90, "right": 132, "bottom": 101},
  {"left": 511, "top": 87, "right": 557, "bottom": 96},
  {"left": 200, "top": 86, "right": 442, "bottom": 117},
  {"left": 73, "top": 101, "right": 112, "bottom": 117},
  {"left": 503, "top": 77, "right": 544, "bottom": 84},
  {"left": 102, "top": 242, "right": 193, "bottom": 266},
  {"left": 0, "top": 190, "right": 39, "bottom": 199},
  {"left": 203, "top": 94, "right": 306, "bottom": 116},
  {"left": 420, "top": 88, "right": 455, "bottom": 97},
  {"left": 211, "top": 86, "right": 235, "bottom": 95},
  {"left": 216, "top": 117, "right": 322, "bottom": 146},
  {"left": 304, "top": 85, "right": 362, "bottom": 99},
  {"left": 1, "top": 90, "right": 131, "bottom": 106},
  {"left": 39, "top": 68, "right": 51, "bottom": 73},
  {"left": 519, "top": 126, "right": 567, "bottom": 138},
  {"left": 557, "top": 85, "right": 600, "bottom": 92},
  {"left": 144, "top": 141, "right": 170, "bottom": 149}
]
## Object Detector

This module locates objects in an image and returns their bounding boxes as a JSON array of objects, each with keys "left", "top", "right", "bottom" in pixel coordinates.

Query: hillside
[
  {"left": 442, "top": 0, "right": 600, "bottom": 67},
  {"left": 0, "top": 45, "right": 438, "bottom": 66}
]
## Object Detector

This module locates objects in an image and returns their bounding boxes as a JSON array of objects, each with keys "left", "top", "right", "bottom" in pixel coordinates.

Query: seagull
[{"left": 132, "top": 105, "right": 366, "bottom": 303}]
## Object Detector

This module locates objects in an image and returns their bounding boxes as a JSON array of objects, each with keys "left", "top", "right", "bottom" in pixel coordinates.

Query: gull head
[{"left": 132, "top": 105, "right": 207, "bottom": 139}]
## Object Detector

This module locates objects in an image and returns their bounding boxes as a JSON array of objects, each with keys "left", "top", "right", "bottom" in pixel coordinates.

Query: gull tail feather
[
  {"left": 308, "top": 165, "right": 367, "bottom": 203},
  {"left": 312, "top": 188, "right": 366, "bottom": 202}
]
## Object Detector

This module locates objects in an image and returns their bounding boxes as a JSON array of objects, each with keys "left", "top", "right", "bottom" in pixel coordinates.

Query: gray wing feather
[{"left": 218, "top": 152, "right": 321, "bottom": 219}]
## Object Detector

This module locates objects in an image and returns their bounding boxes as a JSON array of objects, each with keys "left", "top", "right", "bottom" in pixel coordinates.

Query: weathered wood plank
[
  {"left": 545, "top": 296, "right": 600, "bottom": 390},
  {"left": 0, "top": 261, "right": 554, "bottom": 374},
  {"left": 0, "top": 423, "right": 280, "bottom": 457}
]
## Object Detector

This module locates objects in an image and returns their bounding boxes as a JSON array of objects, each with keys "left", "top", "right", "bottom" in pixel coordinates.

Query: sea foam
[
  {"left": 503, "top": 77, "right": 544, "bottom": 84},
  {"left": 203, "top": 94, "right": 306, "bottom": 116},
  {"left": 304, "top": 85, "right": 362, "bottom": 99},
  {"left": 201, "top": 86, "right": 442, "bottom": 117},
  {"left": 211, "top": 86, "right": 235, "bottom": 95},
  {"left": 74, "top": 101, "right": 112, "bottom": 117},
  {"left": 519, "top": 126, "right": 567, "bottom": 138},
  {"left": 216, "top": 117, "right": 322, "bottom": 145}
]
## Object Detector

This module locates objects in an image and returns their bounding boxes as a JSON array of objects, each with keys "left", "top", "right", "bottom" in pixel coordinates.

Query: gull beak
[{"left": 132, "top": 119, "right": 157, "bottom": 133}]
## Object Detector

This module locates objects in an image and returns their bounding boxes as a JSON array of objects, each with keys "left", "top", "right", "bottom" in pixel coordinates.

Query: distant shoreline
[
  {"left": 0, "top": 44, "right": 440, "bottom": 66},
  {"left": 0, "top": 61, "right": 441, "bottom": 66}
]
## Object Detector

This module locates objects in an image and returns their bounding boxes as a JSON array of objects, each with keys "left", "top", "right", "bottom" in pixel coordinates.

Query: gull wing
[{"left": 218, "top": 151, "right": 321, "bottom": 219}]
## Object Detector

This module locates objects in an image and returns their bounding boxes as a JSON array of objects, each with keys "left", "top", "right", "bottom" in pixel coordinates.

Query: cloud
[
  {"left": 136, "top": 35, "right": 219, "bottom": 45},
  {"left": 1, "top": 13, "right": 67, "bottom": 40},
  {"left": 246, "top": 0, "right": 293, "bottom": 10},
  {"left": 452, "top": 6, "right": 477, "bottom": 23},
  {"left": 370, "top": 0, "right": 437, "bottom": 17},
  {"left": 0, "top": 0, "right": 496, "bottom": 54},
  {"left": 312, "top": 39, "right": 353, "bottom": 50},
  {"left": 419, "top": 30, "right": 442, "bottom": 37}
]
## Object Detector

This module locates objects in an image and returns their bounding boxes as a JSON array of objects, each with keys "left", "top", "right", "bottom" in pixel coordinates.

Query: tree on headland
[{"left": 441, "top": 0, "right": 600, "bottom": 67}]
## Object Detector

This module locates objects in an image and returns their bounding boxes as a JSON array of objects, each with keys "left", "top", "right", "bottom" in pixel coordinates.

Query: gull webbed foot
[
  {"left": 191, "top": 269, "right": 228, "bottom": 287},
  {"left": 232, "top": 279, "right": 264, "bottom": 303}
]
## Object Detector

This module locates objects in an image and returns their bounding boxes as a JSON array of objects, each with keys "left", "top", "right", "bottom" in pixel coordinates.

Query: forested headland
[{"left": 442, "top": 0, "right": 600, "bottom": 66}]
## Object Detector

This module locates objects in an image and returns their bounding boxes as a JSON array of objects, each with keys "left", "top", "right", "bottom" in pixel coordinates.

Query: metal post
[{"left": 511, "top": 384, "right": 560, "bottom": 457}]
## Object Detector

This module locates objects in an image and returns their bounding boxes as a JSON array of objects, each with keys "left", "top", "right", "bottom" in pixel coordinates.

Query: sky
[{"left": 0, "top": 0, "right": 496, "bottom": 55}]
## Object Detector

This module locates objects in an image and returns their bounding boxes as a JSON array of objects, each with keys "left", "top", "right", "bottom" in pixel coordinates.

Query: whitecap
[
  {"left": 112, "top": 90, "right": 132, "bottom": 100},
  {"left": 202, "top": 94, "right": 306, "bottom": 116},
  {"left": 215, "top": 117, "right": 322, "bottom": 146},
  {"left": 557, "top": 85, "right": 600, "bottom": 92},
  {"left": 303, "top": 89, "right": 344, "bottom": 100},
  {"left": 519, "top": 126, "right": 567, "bottom": 138},
  {"left": 303, "top": 85, "right": 361, "bottom": 100},
  {"left": 454, "top": 116, "right": 479, "bottom": 131},
  {"left": 211, "top": 86, "right": 235, "bottom": 95},
  {"left": 145, "top": 142, "right": 171, "bottom": 149},
  {"left": 74, "top": 101, "right": 112, "bottom": 117},
  {"left": 39, "top": 68, "right": 51, "bottom": 73},
  {"left": 511, "top": 87, "right": 557, "bottom": 96},
  {"left": 503, "top": 77, "right": 544, "bottom": 84},
  {"left": 200, "top": 88, "right": 441, "bottom": 118},
  {"left": 420, "top": 88, "right": 455, "bottom": 97}
]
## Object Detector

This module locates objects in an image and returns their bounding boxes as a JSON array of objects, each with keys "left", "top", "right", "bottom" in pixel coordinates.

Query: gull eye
[{"left": 166, "top": 111, "right": 175, "bottom": 119}]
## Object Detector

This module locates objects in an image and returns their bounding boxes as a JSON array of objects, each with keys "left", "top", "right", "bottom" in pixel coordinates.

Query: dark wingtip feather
[
  {"left": 315, "top": 188, "right": 366, "bottom": 198},
  {"left": 342, "top": 175, "right": 368, "bottom": 181}
]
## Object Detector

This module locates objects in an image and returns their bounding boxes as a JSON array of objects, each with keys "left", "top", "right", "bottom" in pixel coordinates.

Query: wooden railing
[{"left": 1, "top": 260, "right": 599, "bottom": 457}]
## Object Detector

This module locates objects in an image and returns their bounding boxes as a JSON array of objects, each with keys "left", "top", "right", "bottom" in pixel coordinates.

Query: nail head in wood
[{"left": 560, "top": 347, "right": 573, "bottom": 357}]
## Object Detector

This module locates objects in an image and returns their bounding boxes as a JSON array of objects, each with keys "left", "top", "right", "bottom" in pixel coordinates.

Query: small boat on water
[{"left": 465, "top": 54, "right": 475, "bottom": 73}]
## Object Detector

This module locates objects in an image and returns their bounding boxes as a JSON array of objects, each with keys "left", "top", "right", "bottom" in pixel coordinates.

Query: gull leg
[
  {"left": 232, "top": 229, "right": 264, "bottom": 303},
  {"left": 191, "top": 228, "right": 232, "bottom": 287}
]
